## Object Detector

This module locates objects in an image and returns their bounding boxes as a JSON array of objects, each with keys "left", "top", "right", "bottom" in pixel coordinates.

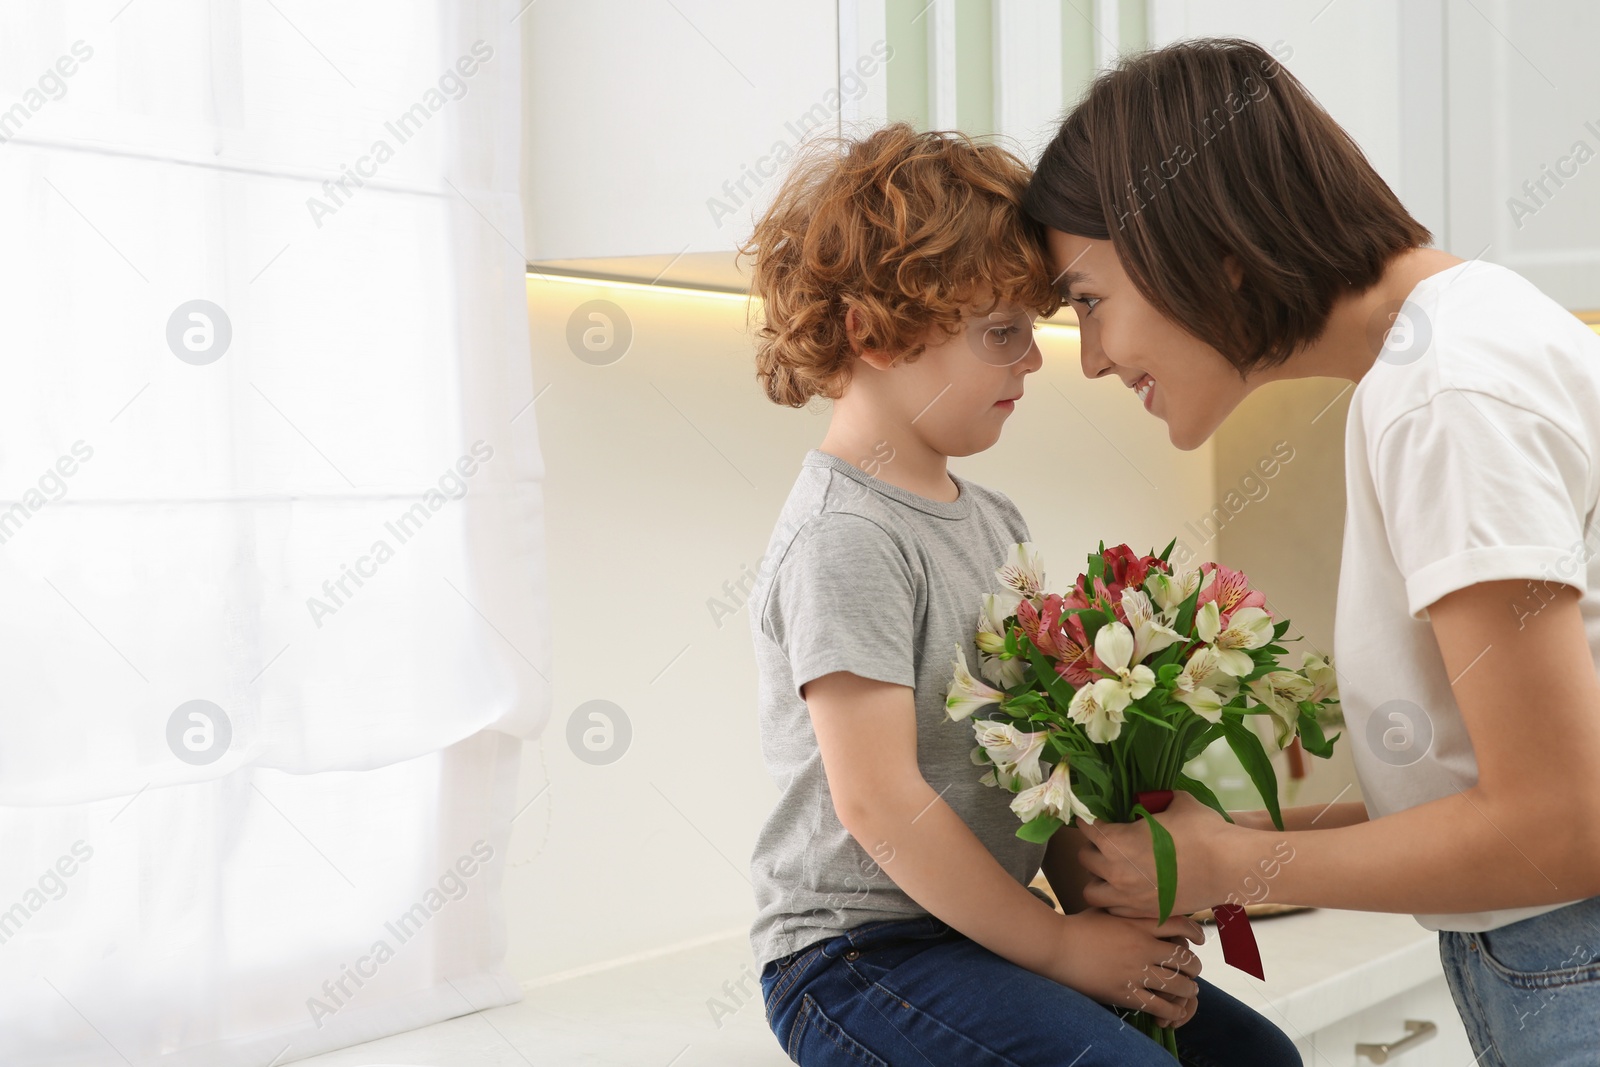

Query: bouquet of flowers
[{"left": 945, "top": 539, "right": 1341, "bottom": 1055}]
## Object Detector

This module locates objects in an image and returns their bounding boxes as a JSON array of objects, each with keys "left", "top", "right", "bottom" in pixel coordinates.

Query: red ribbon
[{"left": 1134, "top": 790, "right": 1265, "bottom": 981}]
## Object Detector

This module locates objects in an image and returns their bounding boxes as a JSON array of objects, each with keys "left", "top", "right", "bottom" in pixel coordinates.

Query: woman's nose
[{"left": 1079, "top": 331, "right": 1114, "bottom": 380}]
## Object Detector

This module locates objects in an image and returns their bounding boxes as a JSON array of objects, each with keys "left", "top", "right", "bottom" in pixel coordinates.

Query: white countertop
[
  {"left": 287, "top": 909, "right": 1444, "bottom": 1065},
  {"left": 1188, "top": 906, "right": 1445, "bottom": 1040}
]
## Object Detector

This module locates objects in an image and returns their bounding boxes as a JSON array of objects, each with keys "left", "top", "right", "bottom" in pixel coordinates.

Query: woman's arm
[
  {"left": 805, "top": 670, "right": 1204, "bottom": 1022},
  {"left": 1080, "top": 580, "right": 1600, "bottom": 916},
  {"left": 1230, "top": 801, "right": 1370, "bottom": 832}
]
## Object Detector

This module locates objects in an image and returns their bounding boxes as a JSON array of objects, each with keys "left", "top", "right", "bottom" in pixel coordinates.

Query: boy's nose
[{"left": 1020, "top": 334, "right": 1044, "bottom": 372}]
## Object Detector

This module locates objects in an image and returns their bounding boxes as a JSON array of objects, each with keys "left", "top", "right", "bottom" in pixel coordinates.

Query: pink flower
[
  {"left": 1056, "top": 613, "right": 1097, "bottom": 688},
  {"left": 1198, "top": 562, "right": 1271, "bottom": 626},
  {"left": 1017, "top": 593, "right": 1068, "bottom": 658},
  {"left": 1017, "top": 594, "right": 1098, "bottom": 688},
  {"left": 1101, "top": 544, "right": 1165, "bottom": 591}
]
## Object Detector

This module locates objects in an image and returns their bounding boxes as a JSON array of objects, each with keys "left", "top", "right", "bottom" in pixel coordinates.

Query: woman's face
[{"left": 1045, "top": 228, "right": 1255, "bottom": 451}]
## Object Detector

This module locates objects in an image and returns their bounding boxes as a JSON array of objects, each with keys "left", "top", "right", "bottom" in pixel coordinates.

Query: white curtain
[{"left": 0, "top": 3, "right": 549, "bottom": 1063}]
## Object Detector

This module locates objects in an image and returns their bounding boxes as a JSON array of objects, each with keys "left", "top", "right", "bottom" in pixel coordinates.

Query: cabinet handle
[{"left": 1355, "top": 1019, "right": 1438, "bottom": 1063}]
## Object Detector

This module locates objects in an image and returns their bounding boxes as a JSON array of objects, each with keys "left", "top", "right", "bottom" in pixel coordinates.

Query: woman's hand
[
  {"left": 1077, "top": 792, "right": 1245, "bottom": 918},
  {"left": 1048, "top": 907, "right": 1205, "bottom": 1028}
]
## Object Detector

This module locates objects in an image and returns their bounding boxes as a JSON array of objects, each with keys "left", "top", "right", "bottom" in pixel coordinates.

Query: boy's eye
[{"left": 1073, "top": 295, "right": 1100, "bottom": 314}]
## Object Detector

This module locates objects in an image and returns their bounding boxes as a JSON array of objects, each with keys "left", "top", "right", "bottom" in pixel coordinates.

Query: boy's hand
[{"left": 1047, "top": 908, "right": 1205, "bottom": 1028}]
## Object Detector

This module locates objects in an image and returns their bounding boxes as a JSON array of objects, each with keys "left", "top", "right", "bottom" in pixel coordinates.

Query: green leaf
[
  {"left": 1157, "top": 535, "right": 1177, "bottom": 563},
  {"left": 1063, "top": 607, "right": 1112, "bottom": 647},
  {"left": 1183, "top": 722, "right": 1224, "bottom": 762},
  {"left": 1022, "top": 639, "right": 1077, "bottom": 713},
  {"left": 1219, "top": 716, "right": 1284, "bottom": 831},
  {"left": 1131, "top": 804, "right": 1178, "bottom": 925},
  {"left": 1124, "top": 704, "right": 1178, "bottom": 732},
  {"left": 1004, "top": 690, "right": 1049, "bottom": 716},
  {"left": 1148, "top": 641, "right": 1191, "bottom": 672},
  {"left": 1016, "top": 813, "right": 1063, "bottom": 843},
  {"left": 1088, "top": 552, "right": 1105, "bottom": 582},
  {"left": 1295, "top": 704, "right": 1337, "bottom": 758},
  {"left": 1156, "top": 663, "right": 1182, "bottom": 685},
  {"left": 1082, "top": 798, "right": 1115, "bottom": 824},
  {"left": 1173, "top": 772, "right": 1234, "bottom": 823},
  {"left": 1071, "top": 757, "right": 1111, "bottom": 792}
]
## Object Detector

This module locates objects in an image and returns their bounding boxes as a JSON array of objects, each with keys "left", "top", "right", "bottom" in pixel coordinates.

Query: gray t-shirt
[{"left": 747, "top": 448, "right": 1053, "bottom": 967}]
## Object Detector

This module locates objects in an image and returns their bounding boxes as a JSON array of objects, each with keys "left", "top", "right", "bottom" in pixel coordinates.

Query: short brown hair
[
  {"left": 1023, "top": 37, "right": 1432, "bottom": 375},
  {"left": 740, "top": 123, "right": 1062, "bottom": 408}
]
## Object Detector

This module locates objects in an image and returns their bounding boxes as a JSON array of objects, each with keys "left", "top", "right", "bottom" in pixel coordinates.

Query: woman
[{"left": 1022, "top": 37, "right": 1600, "bottom": 1065}]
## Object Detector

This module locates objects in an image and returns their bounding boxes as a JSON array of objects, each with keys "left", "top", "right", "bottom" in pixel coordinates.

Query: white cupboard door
[
  {"left": 1310, "top": 975, "right": 1475, "bottom": 1065},
  {"left": 1445, "top": 0, "right": 1600, "bottom": 310},
  {"left": 522, "top": 0, "right": 843, "bottom": 261}
]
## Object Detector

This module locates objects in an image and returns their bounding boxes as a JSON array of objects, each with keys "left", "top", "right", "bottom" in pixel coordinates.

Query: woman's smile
[{"left": 1132, "top": 373, "right": 1156, "bottom": 411}]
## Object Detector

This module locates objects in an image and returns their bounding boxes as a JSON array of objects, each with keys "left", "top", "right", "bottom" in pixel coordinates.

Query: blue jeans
[
  {"left": 1438, "top": 894, "right": 1600, "bottom": 1065},
  {"left": 759, "top": 915, "right": 1303, "bottom": 1065}
]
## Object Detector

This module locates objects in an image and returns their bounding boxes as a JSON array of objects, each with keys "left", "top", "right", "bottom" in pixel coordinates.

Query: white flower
[
  {"left": 1302, "top": 651, "right": 1339, "bottom": 705},
  {"left": 979, "top": 649, "right": 1027, "bottom": 692},
  {"left": 1171, "top": 645, "right": 1238, "bottom": 723},
  {"left": 1120, "top": 587, "right": 1184, "bottom": 662},
  {"left": 971, "top": 744, "right": 1000, "bottom": 787},
  {"left": 1089, "top": 621, "right": 1156, "bottom": 710},
  {"left": 971, "top": 720, "right": 1048, "bottom": 789},
  {"left": 1247, "top": 670, "right": 1316, "bottom": 749},
  {"left": 1068, "top": 679, "right": 1127, "bottom": 743},
  {"left": 1145, "top": 565, "right": 1203, "bottom": 613},
  {"left": 996, "top": 542, "right": 1047, "bottom": 600},
  {"left": 1010, "top": 759, "right": 1096, "bottom": 826},
  {"left": 975, "top": 591, "right": 1023, "bottom": 653},
  {"left": 946, "top": 646, "right": 1006, "bottom": 721},
  {"left": 1195, "top": 603, "right": 1273, "bottom": 677},
  {"left": 975, "top": 591, "right": 1027, "bottom": 689}
]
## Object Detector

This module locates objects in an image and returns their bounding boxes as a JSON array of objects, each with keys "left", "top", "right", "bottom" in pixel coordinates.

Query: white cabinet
[
  {"left": 1151, "top": 0, "right": 1600, "bottom": 311},
  {"left": 1440, "top": 0, "right": 1600, "bottom": 310},
  {"left": 1191, "top": 908, "right": 1476, "bottom": 1065},
  {"left": 519, "top": 0, "right": 842, "bottom": 263},
  {"left": 517, "top": 0, "right": 1139, "bottom": 275},
  {"left": 1309, "top": 974, "right": 1474, "bottom": 1065}
]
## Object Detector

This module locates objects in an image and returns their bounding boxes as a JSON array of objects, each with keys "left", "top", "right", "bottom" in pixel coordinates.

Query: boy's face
[{"left": 871, "top": 299, "right": 1043, "bottom": 458}]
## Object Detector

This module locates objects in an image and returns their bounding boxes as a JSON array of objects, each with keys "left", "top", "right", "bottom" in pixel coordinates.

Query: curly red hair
[{"left": 739, "top": 123, "right": 1063, "bottom": 408}]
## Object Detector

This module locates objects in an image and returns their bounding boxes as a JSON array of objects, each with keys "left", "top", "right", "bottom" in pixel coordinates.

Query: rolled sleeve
[
  {"left": 763, "top": 511, "right": 919, "bottom": 701},
  {"left": 1371, "top": 390, "right": 1594, "bottom": 620}
]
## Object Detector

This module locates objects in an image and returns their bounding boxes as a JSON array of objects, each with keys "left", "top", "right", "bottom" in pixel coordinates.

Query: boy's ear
[{"left": 844, "top": 305, "right": 896, "bottom": 371}]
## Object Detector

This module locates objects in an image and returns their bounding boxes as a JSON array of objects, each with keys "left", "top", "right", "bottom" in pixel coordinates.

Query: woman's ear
[{"left": 1222, "top": 255, "right": 1244, "bottom": 290}]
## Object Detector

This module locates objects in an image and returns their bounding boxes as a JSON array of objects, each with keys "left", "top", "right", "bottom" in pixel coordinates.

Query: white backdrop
[{"left": 0, "top": 2, "right": 550, "bottom": 1063}]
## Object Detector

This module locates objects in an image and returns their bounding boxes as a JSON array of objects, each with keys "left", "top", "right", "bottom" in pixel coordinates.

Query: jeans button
[{"left": 844, "top": 949, "right": 860, "bottom": 961}]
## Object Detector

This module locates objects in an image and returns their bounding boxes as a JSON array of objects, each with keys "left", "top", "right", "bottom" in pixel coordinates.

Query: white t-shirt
[{"left": 1335, "top": 259, "right": 1600, "bottom": 933}]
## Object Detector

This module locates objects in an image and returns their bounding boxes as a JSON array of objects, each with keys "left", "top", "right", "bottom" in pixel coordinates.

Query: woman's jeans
[
  {"left": 1438, "top": 894, "right": 1600, "bottom": 1065},
  {"left": 759, "top": 915, "right": 1303, "bottom": 1066}
]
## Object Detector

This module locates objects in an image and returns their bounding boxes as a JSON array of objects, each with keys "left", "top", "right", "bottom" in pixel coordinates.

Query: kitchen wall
[{"left": 506, "top": 278, "right": 1234, "bottom": 982}]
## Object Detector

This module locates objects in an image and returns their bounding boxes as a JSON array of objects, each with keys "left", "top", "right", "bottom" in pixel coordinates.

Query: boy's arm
[{"left": 804, "top": 669, "right": 1203, "bottom": 1021}]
